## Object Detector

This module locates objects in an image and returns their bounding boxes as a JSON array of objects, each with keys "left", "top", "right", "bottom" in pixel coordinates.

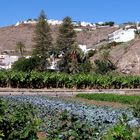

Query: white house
[
  {"left": 47, "top": 19, "right": 63, "bottom": 25},
  {"left": 15, "top": 19, "right": 63, "bottom": 26},
  {"left": 80, "top": 22, "right": 96, "bottom": 27},
  {"left": 78, "top": 45, "right": 95, "bottom": 53},
  {"left": 15, "top": 19, "right": 98, "bottom": 29},
  {"left": 15, "top": 20, "right": 37, "bottom": 26},
  {"left": 0, "top": 55, "right": 19, "bottom": 69},
  {"left": 108, "top": 28, "right": 135, "bottom": 43},
  {"left": 74, "top": 28, "right": 83, "bottom": 32}
]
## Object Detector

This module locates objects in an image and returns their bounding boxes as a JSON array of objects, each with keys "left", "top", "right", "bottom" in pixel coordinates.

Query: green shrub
[
  {"left": 12, "top": 57, "right": 41, "bottom": 72},
  {"left": 94, "top": 59, "right": 116, "bottom": 74},
  {"left": 133, "top": 100, "right": 140, "bottom": 122},
  {"left": 102, "top": 113, "right": 140, "bottom": 140},
  {"left": 47, "top": 110, "right": 97, "bottom": 140},
  {"left": 0, "top": 99, "right": 40, "bottom": 140}
]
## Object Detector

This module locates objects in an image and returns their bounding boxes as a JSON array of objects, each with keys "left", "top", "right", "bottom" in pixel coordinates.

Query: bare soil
[
  {"left": 61, "top": 97, "right": 129, "bottom": 108},
  {"left": 0, "top": 24, "right": 116, "bottom": 51},
  {"left": 37, "top": 132, "right": 46, "bottom": 140}
]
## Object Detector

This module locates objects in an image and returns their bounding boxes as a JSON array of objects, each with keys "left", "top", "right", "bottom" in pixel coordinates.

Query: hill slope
[
  {"left": 117, "top": 38, "right": 140, "bottom": 74},
  {"left": 2, "top": 23, "right": 140, "bottom": 74},
  {"left": 0, "top": 24, "right": 117, "bottom": 51}
]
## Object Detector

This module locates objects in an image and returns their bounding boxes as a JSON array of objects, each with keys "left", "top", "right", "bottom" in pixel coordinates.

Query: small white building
[
  {"left": 15, "top": 19, "right": 63, "bottom": 26},
  {"left": 80, "top": 21, "right": 96, "bottom": 27},
  {"left": 15, "top": 19, "right": 97, "bottom": 28},
  {"left": 74, "top": 28, "right": 83, "bottom": 32},
  {"left": 47, "top": 19, "right": 63, "bottom": 25},
  {"left": 15, "top": 20, "right": 37, "bottom": 26},
  {"left": 78, "top": 45, "right": 95, "bottom": 53},
  {"left": 0, "top": 55, "right": 19, "bottom": 69},
  {"left": 108, "top": 28, "right": 135, "bottom": 43}
]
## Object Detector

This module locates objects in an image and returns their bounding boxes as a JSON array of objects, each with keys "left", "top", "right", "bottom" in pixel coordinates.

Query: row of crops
[
  {"left": 76, "top": 93, "right": 140, "bottom": 105},
  {"left": 0, "top": 70, "right": 140, "bottom": 89},
  {"left": 3, "top": 95, "right": 134, "bottom": 139}
]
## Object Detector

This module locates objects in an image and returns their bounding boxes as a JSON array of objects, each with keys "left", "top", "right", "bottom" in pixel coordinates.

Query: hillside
[
  {"left": 0, "top": 24, "right": 117, "bottom": 52},
  {"left": 1, "top": 23, "right": 140, "bottom": 74},
  {"left": 0, "top": 24, "right": 34, "bottom": 52},
  {"left": 92, "top": 37, "right": 140, "bottom": 75},
  {"left": 117, "top": 37, "right": 140, "bottom": 74}
]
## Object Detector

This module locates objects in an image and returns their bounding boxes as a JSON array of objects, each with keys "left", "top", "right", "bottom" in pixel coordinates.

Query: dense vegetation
[
  {"left": 2, "top": 95, "right": 140, "bottom": 140},
  {"left": 55, "top": 17, "right": 93, "bottom": 73},
  {"left": 13, "top": 11, "right": 96, "bottom": 73},
  {"left": 0, "top": 96, "right": 99, "bottom": 140},
  {"left": 0, "top": 98, "right": 40, "bottom": 140},
  {"left": 96, "top": 21, "right": 115, "bottom": 26},
  {"left": 2, "top": 10, "right": 140, "bottom": 140},
  {"left": 102, "top": 113, "right": 140, "bottom": 140},
  {"left": 0, "top": 70, "right": 140, "bottom": 89},
  {"left": 12, "top": 57, "right": 41, "bottom": 72},
  {"left": 32, "top": 10, "right": 53, "bottom": 70},
  {"left": 76, "top": 94, "right": 140, "bottom": 105},
  {"left": 76, "top": 94, "right": 140, "bottom": 139},
  {"left": 46, "top": 110, "right": 97, "bottom": 139}
]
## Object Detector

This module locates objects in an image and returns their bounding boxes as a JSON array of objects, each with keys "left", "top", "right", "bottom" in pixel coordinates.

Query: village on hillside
[
  {"left": 0, "top": 19, "right": 140, "bottom": 71},
  {"left": 2, "top": 1, "right": 140, "bottom": 139}
]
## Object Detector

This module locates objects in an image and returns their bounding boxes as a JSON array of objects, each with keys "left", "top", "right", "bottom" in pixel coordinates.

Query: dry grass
[{"left": 0, "top": 24, "right": 117, "bottom": 51}]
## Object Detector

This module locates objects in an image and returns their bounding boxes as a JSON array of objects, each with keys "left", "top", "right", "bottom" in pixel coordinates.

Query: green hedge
[
  {"left": 76, "top": 93, "right": 140, "bottom": 104},
  {"left": 0, "top": 70, "right": 140, "bottom": 89}
]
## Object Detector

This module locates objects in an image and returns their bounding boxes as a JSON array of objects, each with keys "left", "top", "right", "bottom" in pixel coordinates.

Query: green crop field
[{"left": 76, "top": 93, "right": 140, "bottom": 105}]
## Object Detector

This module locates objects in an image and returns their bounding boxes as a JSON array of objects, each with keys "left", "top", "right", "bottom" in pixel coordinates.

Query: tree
[
  {"left": 56, "top": 17, "right": 93, "bottom": 73},
  {"left": 94, "top": 51, "right": 116, "bottom": 74},
  {"left": 12, "top": 57, "right": 42, "bottom": 72},
  {"left": 56, "top": 17, "right": 76, "bottom": 55},
  {"left": 58, "top": 44, "right": 82, "bottom": 73},
  {"left": 105, "top": 21, "right": 115, "bottom": 26},
  {"left": 16, "top": 41, "right": 25, "bottom": 57},
  {"left": 32, "top": 10, "right": 53, "bottom": 70}
]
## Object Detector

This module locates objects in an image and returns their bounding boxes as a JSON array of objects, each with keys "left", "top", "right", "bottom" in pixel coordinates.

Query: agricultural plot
[
  {"left": 76, "top": 93, "right": 140, "bottom": 105},
  {"left": 2, "top": 95, "right": 138, "bottom": 139},
  {"left": 0, "top": 70, "right": 140, "bottom": 89}
]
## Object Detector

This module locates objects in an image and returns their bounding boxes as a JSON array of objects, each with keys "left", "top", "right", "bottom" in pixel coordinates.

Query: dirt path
[
  {"left": 0, "top": 88, "right": 140, "bottom": 95},
  {"left": 61, "top": 97, "right": 129, "bottom": 108},
  {"left": 0, "top": 88, "right": 136, "bottom": 108}
]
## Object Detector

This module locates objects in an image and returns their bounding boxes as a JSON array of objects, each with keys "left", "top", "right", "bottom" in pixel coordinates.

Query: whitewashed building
[
  {"left": 15, "top": 19, "right": 63, "bottom": 26},
  {"left": 80, "top": 22, "right": 96, "bottom": 27},
  {"left": 15, "top": 19, "right": 98, "bottom": 29},
  {"left": 78, "top": 45, "right": 95, "bottom": 53},
  {"left": 15, "top": 20, "right": 37, "bottom": 26},
  {"left": 0, "top": 55, "right": 19, "bottom": 69},
  {"left": 74, "top": 28, "right": 83, "bottom": 32},
  {"left": 108, "top": 28, "right": 135, "bottom": 43},
  {"left": 47, "top": 19, "right": 63, "bottom": 25}
]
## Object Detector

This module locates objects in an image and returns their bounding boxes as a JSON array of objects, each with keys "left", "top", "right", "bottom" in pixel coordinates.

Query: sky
[{"left": 0, "top": 0, "right": 140, "bottom": 27}]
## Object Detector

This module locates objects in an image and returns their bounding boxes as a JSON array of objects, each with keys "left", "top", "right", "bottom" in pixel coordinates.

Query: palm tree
[
  {"left": 94, "top": 50, "right": 116, "bottom": 74},
  {"left": 16, "top": 41, "right": 25, "bottom": 57}
]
